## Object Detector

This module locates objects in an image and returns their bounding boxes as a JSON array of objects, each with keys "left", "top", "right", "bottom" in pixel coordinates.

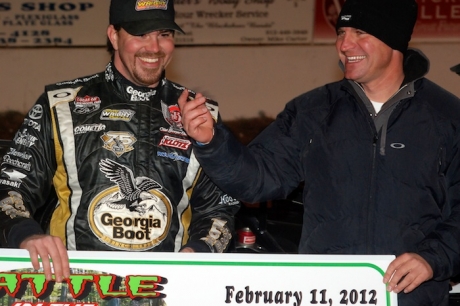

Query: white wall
[{"left": 0, "top": 42, "right": 459, "bottom": 120}]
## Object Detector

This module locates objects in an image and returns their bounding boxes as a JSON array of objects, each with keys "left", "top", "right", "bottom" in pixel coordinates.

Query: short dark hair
[{"left": 107, "top": 24, "right": 122, "bottom": 55}]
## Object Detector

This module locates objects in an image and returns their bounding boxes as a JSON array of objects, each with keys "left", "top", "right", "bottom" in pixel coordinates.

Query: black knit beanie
[{"left": 335, "top": 0, "right": 418, "bottom": 53}]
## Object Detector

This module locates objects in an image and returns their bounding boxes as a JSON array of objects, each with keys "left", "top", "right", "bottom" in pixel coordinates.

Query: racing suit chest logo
[
  {"left": 101, "top": 131, "right": 137, "bottom": 157},
  {"left": 88, "top": 159, "right": 172, "bottom": 251},
  {"left": 74, "top": 95, "right": 102, "bottom": 114},
  {"left": 126, "top": 86, "right": 156, "bottom": 101}
]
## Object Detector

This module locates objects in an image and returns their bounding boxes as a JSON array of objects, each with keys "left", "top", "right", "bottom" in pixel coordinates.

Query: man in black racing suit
[{"left": 0, "top": 0, "right": 239, "bottom": 282}]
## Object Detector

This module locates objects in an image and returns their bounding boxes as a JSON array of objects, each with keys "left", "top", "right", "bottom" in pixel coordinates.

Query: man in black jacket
[{"left": 178, "top": 0, "right": 460, "bottom": 305}]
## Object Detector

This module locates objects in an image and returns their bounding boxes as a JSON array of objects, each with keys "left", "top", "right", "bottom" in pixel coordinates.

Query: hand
[
  {"left": 19, "top": 234, "right": 70, "bottom": 282},
  {"left": 178, "top": 90, "right": 214, "bottom": 144},
  {"left": 180, "top": 247, "right": 195, "bottom": 253},
  {"left": 383, "top": 253, "right": 433, "bottom": 294}
]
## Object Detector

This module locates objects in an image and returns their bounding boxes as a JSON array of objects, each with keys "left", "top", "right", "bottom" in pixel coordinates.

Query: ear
[{"left": 107, "top": 25, "right": 119, "bottom": 51}]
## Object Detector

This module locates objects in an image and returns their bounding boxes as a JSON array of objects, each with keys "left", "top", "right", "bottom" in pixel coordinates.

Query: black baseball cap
[{"left": 110, "top": 0, "right": 184, "bottom": 35}]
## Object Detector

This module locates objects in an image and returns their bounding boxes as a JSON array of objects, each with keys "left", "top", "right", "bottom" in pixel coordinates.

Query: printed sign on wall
[
  {"left": 1, "top": 0, "right": 457, "bottom": 47},
  {"left": 313, "top": 0, "right": 460, "bottom": 43},
  {"left": 174, "top": 0, "right": 314, "bottom": 45},
  {"left": 0, "top": 1, "right": 107, "bottom": 46},
  {"left": 0, "top": 0, "right": 315, "bottom": 47}
]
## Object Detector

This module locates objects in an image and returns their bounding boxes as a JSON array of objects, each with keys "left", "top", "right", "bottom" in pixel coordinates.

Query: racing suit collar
[{"left": 105, "top": 61, "right": 166, "bottom": 103}]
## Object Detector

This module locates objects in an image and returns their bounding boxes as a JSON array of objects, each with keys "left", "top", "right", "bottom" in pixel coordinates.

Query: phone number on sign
[{"left": 0, "top": 30, "right": 73, "bottom": 46}]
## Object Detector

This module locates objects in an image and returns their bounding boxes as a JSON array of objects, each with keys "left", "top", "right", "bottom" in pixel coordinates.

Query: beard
[{"left": 132, "top": 65, "right": 163, "bottom": 87}]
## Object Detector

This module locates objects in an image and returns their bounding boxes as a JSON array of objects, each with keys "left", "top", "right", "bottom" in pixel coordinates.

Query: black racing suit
[{"left": 0, "top": 62, "right": 239, "bottom": 252}]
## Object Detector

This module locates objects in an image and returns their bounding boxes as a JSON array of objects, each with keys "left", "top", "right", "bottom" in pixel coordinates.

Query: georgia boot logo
[{"left": 88, "top": 159, "right": 172, "bottom": 251}]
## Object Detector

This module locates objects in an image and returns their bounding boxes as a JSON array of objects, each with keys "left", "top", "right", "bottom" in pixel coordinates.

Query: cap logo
[
  {"left": 135, "top": 0, "right": 168, "bottom": 11},
  {"left": 340, "top": 15, "right": 351, "bottom": 21}
]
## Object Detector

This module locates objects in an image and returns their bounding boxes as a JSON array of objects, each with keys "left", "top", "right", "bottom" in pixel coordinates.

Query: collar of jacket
[
  {"left": 337, "top": 47, "right": 428, "bottom": 120},
  {"left": 337, "top": 48, "right": 428, "bottom": 156},
  {"left": 104, "top": 61, "right": 167, "bottom": 103},
  {"left": 346, "top": 79, "right": 416, "bottom": 156},
  {"left": 402, "top": 48, "right": 430, "bottom": 84}
]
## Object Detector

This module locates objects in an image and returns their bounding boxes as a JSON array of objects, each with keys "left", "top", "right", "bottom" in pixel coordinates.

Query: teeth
[
  {"left": 347, "top": 56, "right": 366, "bottom": 62},
  {"left": 139, "top": 57, "right": 158, "bottom": 63}
]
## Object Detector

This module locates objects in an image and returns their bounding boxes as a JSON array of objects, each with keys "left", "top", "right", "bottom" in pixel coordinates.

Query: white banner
[
  {"left": 0, "top": 0, "right": 315, "bottom": 47},
  {"left": 0, "top": 249, "right": 398, "bottom": 306}
]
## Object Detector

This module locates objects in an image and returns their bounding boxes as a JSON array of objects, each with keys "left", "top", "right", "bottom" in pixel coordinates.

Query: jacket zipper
[
  {"left": 355, "top": 88, "right": 379, "bottom": 254},
  {"left": 367, "top": 134, "right": 378, "bottom": 254}
]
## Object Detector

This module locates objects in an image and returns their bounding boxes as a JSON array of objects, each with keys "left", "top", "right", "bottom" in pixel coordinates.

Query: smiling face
[
  {"left": 335, "top": 27, "right": 403, "bottom": 88},
  {"left": 107, "top": 25, "right": 175, "bottom": 88}
]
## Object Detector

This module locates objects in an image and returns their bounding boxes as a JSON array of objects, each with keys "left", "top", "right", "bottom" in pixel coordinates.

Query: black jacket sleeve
[
  {"left": 417, "top": 134, "right": 460, "bottom": 280},
  {"left": 0, "top": 94, "right": 57, "bottom": 247},
  {"left": 192, "top": 103, "right": 304, "bottom": 204},
  {"left": 182, "top": 166, "right": 240, "bottom": 253}
]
